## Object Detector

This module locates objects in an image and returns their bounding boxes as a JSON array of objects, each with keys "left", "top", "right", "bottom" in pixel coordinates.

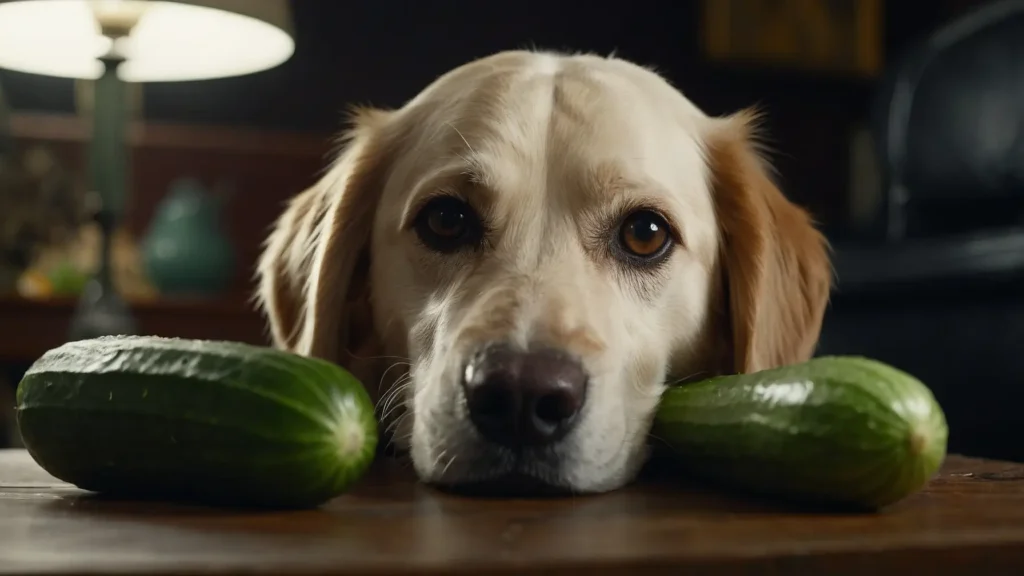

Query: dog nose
[{"left": 462, "top": 344, "right": 588, "bottom": 448}]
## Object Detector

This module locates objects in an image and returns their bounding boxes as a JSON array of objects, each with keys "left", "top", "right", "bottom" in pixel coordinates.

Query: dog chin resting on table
[{"left": 254, "top": 49, "right": 832, "bottom": 496}]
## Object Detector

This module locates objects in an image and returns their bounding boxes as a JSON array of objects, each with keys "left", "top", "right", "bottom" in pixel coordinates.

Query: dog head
[{"left": 256, "top": 50, "right": 831, "bottom": 494}]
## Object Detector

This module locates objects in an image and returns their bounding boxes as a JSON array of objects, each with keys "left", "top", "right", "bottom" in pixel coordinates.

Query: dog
[{"left": 255, "top": 50, "right": 832, "bottom": 495}]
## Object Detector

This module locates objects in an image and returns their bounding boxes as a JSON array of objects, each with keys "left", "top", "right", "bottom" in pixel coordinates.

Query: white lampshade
[{"left": 0, "top": 0, "right": 295, "bottom": 82}]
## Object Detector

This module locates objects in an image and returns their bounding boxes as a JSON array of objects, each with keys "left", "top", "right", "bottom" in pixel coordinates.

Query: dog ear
[
  {"left": 256, "top": 107, "right": 396, "bottom": 366},
  {"left": 706, "top": 110, "right": 832, "bottom": 374}
]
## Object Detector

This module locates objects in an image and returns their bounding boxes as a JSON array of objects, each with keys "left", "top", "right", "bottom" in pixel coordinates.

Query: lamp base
[
  {"left": 67, "top": 206, "right": 138, "bottom": 342},
  {"left": 67, "top": 277, "right": 139, "bottom": 342}
]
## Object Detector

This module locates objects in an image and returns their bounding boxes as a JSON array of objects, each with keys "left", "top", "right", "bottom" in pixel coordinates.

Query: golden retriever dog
[{"left": 256, "top": 50, "right": 831, "bottom": 495}]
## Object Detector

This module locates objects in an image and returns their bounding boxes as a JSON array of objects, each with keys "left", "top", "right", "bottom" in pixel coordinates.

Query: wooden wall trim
[
  {"left": 9, "top": 112, "right": 334, "bottom": 157},
  {"left": 0, "top": 297, "right": 269, "bottom": 364}
]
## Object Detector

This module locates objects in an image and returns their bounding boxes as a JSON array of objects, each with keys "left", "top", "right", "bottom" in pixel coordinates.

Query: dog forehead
[{"left": 405, "top": 52, "right": 712, "bottom": 197}]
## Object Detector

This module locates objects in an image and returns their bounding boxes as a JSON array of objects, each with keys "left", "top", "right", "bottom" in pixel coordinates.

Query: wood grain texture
[{"left": 2, "top": 449, "right": 1024, "bottom": 575}]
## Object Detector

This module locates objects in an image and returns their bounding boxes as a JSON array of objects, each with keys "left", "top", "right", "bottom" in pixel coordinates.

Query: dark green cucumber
[
  {"left": 16, "top": 335, "right": 378, "bottom": 509},
  {"left": 652, "top": 356, "right": 948, "bottom": 510}
]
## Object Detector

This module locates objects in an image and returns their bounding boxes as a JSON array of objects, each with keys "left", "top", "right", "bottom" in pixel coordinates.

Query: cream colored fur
[{"left": 256, "top": 50, "right": 832, "bottom": 493}]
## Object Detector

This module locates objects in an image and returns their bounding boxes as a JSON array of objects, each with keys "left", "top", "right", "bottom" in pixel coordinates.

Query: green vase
[{"left": 141, "top": 178, "right": 235, "bottom": 297}]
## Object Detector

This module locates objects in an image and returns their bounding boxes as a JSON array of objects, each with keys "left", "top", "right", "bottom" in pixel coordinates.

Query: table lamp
[{"left": 0, "top": 0, "right": 295, "bottom": 341}]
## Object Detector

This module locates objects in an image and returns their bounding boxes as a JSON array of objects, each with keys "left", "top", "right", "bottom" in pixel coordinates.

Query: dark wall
[{"left": 0, "top": 0, "right": 989, "bottom": 240}]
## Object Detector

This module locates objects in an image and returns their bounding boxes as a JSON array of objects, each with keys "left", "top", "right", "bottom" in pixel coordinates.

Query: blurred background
[{"left": 1, "top": 0, "right": 1021, "bottom": 464}]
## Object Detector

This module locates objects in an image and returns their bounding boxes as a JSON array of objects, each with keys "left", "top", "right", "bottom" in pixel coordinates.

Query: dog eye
[
  {"left": 413, "top": 196, "right": 483, "bottom": 252},
  {"left": 617, "top": 210, "right": 672, "bottom": 260}
]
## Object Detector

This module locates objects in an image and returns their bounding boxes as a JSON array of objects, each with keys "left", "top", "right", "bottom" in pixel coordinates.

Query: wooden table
[{"left": 2, "top": 449, "right": 1023, "bottom": 575}]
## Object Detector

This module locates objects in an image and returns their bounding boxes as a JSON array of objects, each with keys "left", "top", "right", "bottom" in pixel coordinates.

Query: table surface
[{"left": 2, "top": 449, "right": 1024, "bottom": 575}]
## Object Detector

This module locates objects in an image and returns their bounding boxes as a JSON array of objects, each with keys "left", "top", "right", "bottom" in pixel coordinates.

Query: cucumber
[
  {"left": 16, "top": 335, "right": 378, "bottom": 509},
  {"left": 651, "top": 356, "right": 948, "bottom": 510}
]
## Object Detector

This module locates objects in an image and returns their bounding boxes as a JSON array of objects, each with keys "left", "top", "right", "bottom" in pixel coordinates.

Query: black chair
[
  {"left": 875, "top": 0, "right": 1024, "bottom": 242},
  {"left": 819, "top": 0, "right": 1024, "bottom": 463}
]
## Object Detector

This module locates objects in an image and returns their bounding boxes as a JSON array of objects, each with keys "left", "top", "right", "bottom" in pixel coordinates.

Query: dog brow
[
  {"left": 577, "top": 160, "right": 648, "bottom": 202},
  {"left": 440, "top": 125, "right": 491, "bottom": 188},
  {"left": 452, "top": 149, "right": 498, "bottom": 192}
]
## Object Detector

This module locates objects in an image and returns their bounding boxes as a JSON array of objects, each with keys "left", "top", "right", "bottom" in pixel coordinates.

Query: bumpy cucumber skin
[
  {"left": 16, "top": 335, "right": 378, "bottom": 509},
  {"left": 652, "top": 356, "right": 948, "bottom": 510}
]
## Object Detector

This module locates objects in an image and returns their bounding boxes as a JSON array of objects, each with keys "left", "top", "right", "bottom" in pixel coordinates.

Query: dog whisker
[
  {"left": 348, "top": 352, "right": 412, "bottom": 363},
  {"left": 377, "top": 361, "right": 411, "bottom": 389},
  {"left": 379, "top": 378, "right": 413, "bottom": 423},
  {"left": 377, "top": 371, "right": 411, "bottom": 403},
  {"left": 383, "top": 406, "right": 415, "bottom": 444},
  {"left": 664, "top": 370, "right": 710, "bottom": 388},
  {"left": 431, "top": 448, "right": 447, "bottom": 470},
  {"left": 383, "top": 414, "right": 415, "bottom": 459},
  {"left": 376, "top": 369, "right": 412, "bottom": 413},
  {"left": 440, "top": 454, "right": 459, "bottom": 478},
  {"left": 379, "top": 392, "right": 410, "bottom": 425},
  {"left": 447, "top": 123, "right": 476, "bottom": 155},
  {"left": 646, "top": 431, "right": 671, "bottom": 447}
]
